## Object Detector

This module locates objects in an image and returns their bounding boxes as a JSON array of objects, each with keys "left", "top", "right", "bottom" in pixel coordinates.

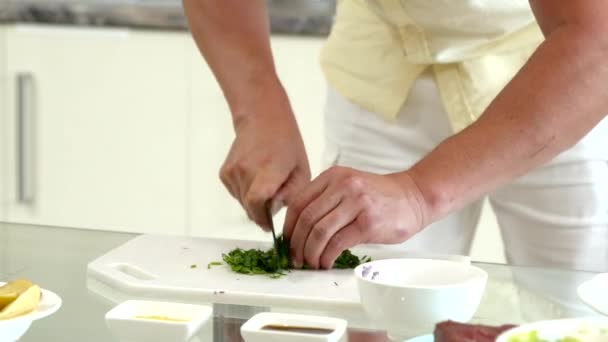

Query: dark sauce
[{"left": 261, "top": 324, "right": 334, "bottom": 335}]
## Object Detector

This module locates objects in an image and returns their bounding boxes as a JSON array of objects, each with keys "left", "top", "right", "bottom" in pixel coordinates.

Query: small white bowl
[
  {"left": 0, "top": 283, "right": 62, "bottom": 342},
  {"left": 355, "top": 259, "right": 487, "bottom": 340},
  {"left": 105, "top": 300, "right": 212, "bottom": 342},
  {"left": 241, "top": 312, "right": 347, "bottom": 342},
  {"left": 496, "top": 317, "right": 608, "bottom": 342}
]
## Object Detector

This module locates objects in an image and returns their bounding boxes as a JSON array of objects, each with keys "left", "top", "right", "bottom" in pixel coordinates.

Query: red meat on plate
[{"left": 434, "top": 320, "right": 517, "bottom": 342}]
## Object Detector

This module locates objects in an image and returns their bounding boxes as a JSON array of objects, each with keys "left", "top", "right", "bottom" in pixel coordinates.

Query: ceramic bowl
[
  {"left": 241, "top": 312, "right": 347, "bottom": 342},
  {"left": 578, "top": 273, "right": 608, "bottom": 316},
  {"left": 355, "top": 258, "right": 487, "bottom": 340},
  {"left": 105, "top": 300, "right": 212, "bottom": 342},
  {"left": 0, "top": 282, "right": 62, "bottom": 342}
]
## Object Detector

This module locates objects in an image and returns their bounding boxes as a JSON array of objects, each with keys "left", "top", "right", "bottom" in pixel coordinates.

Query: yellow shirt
[{"left": 320, "top": 0, "right": 544, "bottom": 132}]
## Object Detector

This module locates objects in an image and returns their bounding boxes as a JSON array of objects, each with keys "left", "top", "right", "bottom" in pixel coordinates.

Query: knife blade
[{"left": 265, "top": 201, "right": 280, "bottom": 270}]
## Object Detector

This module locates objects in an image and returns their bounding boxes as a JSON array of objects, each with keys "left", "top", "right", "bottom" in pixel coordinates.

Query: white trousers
[{"left": 323, "top": 71, "right": 608, "bottom": 272}]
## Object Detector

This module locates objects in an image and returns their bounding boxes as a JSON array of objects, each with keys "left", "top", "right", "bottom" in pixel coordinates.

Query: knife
[{"left": 265, "top": 201, "right": 281, "bottom": 270}]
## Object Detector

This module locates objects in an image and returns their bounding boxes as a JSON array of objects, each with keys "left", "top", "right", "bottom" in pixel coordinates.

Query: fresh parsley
[
  {"left": 221, "top": 235, "right": 370, "bottom": 278},
  {"left": 207, "top": 261, "right": 223, "bottom": 269}
]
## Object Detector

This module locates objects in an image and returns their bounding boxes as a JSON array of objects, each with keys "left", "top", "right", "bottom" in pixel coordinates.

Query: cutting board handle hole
[{"left": 111, "top": 263, "right": 157, "bottom": 281}]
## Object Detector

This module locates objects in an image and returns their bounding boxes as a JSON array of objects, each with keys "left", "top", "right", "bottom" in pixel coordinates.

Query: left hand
[{"left": 283, "top": 166, "right": 429, "bottom": 269}]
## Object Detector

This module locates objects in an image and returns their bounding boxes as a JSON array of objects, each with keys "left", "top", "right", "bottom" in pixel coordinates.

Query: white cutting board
[{"left": 87, "top": 235, "right": 469, "bottom": 314}]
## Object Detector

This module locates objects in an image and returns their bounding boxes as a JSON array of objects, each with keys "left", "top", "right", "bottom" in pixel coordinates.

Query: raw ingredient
[
  {"left": 221, "top": 235, "right": 371, "bottom": 277},
  {"left": 207, "top": 262, "right": 223, "bottom": 269},
  {"left": 434, "top": 320, "right": 517, "bottom": 342},
  {"left": 0, "top": 279, "right": 41, "bottom": 320}
]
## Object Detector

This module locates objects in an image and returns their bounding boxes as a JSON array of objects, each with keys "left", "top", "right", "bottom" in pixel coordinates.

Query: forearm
[
  {"left": 183, "top": 0, "right": 287, "bottom": 125},
  {"left": 406, "top": 23, "right": 608, "bottom": 224}
]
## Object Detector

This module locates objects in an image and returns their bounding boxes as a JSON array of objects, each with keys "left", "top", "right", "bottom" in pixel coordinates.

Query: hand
[
  {"left": 283, "top": 166, "right": 428, "bottom": 269},
  {"left": 220, "top": 92, "right": 310, "bottom": 230}
]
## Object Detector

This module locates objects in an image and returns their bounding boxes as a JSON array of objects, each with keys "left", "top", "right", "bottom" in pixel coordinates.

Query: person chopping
[{"left": 183, "top": 1, "right": 608, "bottom": 272}]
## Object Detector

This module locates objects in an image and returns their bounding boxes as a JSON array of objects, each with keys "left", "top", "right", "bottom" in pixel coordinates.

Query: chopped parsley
[
  {"left": 221, "top": 235, "right": 370, "bottom": 278},
  {"left": 207, "top": 261, "right": 223, "bottom": 269}
]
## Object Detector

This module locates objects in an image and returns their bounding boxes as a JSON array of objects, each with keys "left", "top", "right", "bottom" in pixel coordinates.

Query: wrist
[
  {"left": 229, "top": 74, "right": 289, "bottom": 129},
  {"left": 388, "top": 170, "right": 445, "bottom": 230}
]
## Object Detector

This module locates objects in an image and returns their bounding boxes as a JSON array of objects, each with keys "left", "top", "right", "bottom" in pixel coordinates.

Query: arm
[
  {"left": 183, "top": 0, "right": 279, "bottom": 123},
  {"left": 283, "top": 0, "right": 608, "bottom": 269},
  {"left": 183, "top": 1, "right": 310, "bottom": 228},
  {"left": 406, "top": 0, "right": 608, "bottom": 224}
]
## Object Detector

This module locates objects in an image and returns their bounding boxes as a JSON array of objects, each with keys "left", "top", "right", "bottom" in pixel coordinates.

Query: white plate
[
  {"left": 578, "top": 273, "right": 608, "bottom": 316},
  {"left": 405, "top": 334, "right": 433, "bottom": 342},
  {"left": 0, "top": 281, "right": 62, "bottom": 322},
  {"left": 497, "top": 317, "right": 608, "bottom": 342}
]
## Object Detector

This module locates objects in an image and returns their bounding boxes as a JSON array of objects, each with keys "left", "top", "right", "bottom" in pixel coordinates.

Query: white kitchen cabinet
[
  {"left": 0, "top": 26, "right": 8, "bottom": 222},
  {"left": 3, "top": 25, "right": 189, "bottom": 234},
  {"left": 187, "top": 36, "right": 326, "bottom": 239}
]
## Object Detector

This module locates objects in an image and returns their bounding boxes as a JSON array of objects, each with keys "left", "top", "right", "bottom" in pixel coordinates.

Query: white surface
[
  {"left": 0, "top": 282, "right": 62, "bottom": 342},
  {"left": 471, "top": 200, "right": 505, "bottom": 264},
  {"left": 578, "top": 273, "right": 608, "bottom": 316},
  {"left": 241, "top": 312, "right": 347, "bottom": 342},
  {"left": 87, "top": 235, "right": 470, "bottom": 315},
  {"left": 355, "top": 259, "right": 487, "bottom": 340},
  {"left": 3, "top": 25, "right": 189, "bottom": 234},
  {"left": 405, "top": 335, "right": 433, "bottom": 342},
  {"left": 496, "top": 317, "right": 608, "bottom": 342},
  {"left": 105, "top": 300, "right": 212, "bottom": 342}
]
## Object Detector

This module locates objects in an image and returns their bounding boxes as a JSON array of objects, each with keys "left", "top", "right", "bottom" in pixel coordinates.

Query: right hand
[{"left": 220, "top": 91, "right": 311, "bottom": 230}]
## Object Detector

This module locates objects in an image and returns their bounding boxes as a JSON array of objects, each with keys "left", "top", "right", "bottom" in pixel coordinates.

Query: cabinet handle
[{"left": 16, "top": 73, "right": 35, "bottom": 204}]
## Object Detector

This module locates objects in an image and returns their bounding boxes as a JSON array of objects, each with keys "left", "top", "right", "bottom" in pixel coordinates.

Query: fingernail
[{"left": 292, "top": 259, "right": 302, "bottom": 269}]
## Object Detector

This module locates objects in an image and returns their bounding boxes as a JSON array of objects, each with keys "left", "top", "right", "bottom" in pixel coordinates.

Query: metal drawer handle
[{"left": 16, "top": 73, "right": 35, "bottom": 204}]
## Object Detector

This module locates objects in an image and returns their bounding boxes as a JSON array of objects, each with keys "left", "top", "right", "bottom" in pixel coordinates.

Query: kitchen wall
[{"left": 0, "top": 26, "right": 7, "bottom": 222}]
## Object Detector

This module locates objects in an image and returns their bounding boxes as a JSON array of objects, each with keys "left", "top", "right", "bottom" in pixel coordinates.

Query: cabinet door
[
  {"left": 0, "top": 26, "right": 7, "bottom": 221},
  {"left": 188, "top": 36, "right": 326, "bottom": 239},
  {"left": 4, "top": 25, "right": 189, "bottom": 234}
]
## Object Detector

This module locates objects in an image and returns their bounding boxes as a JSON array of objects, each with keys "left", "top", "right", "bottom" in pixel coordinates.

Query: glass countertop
[{"left": 0, "top": 222, "right": 602, "bottom": 341}]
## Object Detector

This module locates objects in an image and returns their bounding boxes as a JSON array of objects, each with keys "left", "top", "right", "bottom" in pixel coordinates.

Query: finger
[
  {"left": 283, "top": 170, "right": 333, "bottom": 242},
  {"left": 289, "top": 188, "right": 343, "bottom": 269},
  {"left": 274, "top": 169, "right": 308, "bottom": 208},
  {"left": 220, "top": 144, "right": 247, "bottom": 206},
  {"left": 219, "top": 168, "right": 239, "bottom": 202},
  {"left": 303, "top": 198, "right": 360, "bottom": 269},
  {"left": 245, "top": 167, "right": 290, "bottom": 230},
  {"left": 319, "top": 219, "right": 365, "bottom": 270}
]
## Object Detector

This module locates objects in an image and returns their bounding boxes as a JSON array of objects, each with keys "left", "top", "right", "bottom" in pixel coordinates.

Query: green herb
[
  {"left": 207, "top": 261, "right": 223, "bottom": 269},
  {"left": 190, "top": 264, "right": 197, "bottom": 269},
  {"left": 222, "top": 236, "right": 290, "bottom": 277},
  {"left": 222, "top": 235, "right": 370, "bottom": 278},
  {"left": 334, "top": 251, "right": 371, "bottom": 269}
]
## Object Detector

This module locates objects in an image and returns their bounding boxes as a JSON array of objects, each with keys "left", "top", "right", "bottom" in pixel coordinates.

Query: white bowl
[
  {"left": 241, "top": 312, "right": 347, "bottom": 342},
  {"left": 496, "top": 317, "right": 608, "bottom": 342},
  {"left": 0, "top": 282, "right": 63, "bottom": 342},
  {"left": 355, "top": 259, "right": 487, "bottom": 340},
  {"left": 578, "top": 273, "right": 608, "bottom": 316},
  {"left": 105, "top": 300, "right": 212, "bottom": 342}
]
